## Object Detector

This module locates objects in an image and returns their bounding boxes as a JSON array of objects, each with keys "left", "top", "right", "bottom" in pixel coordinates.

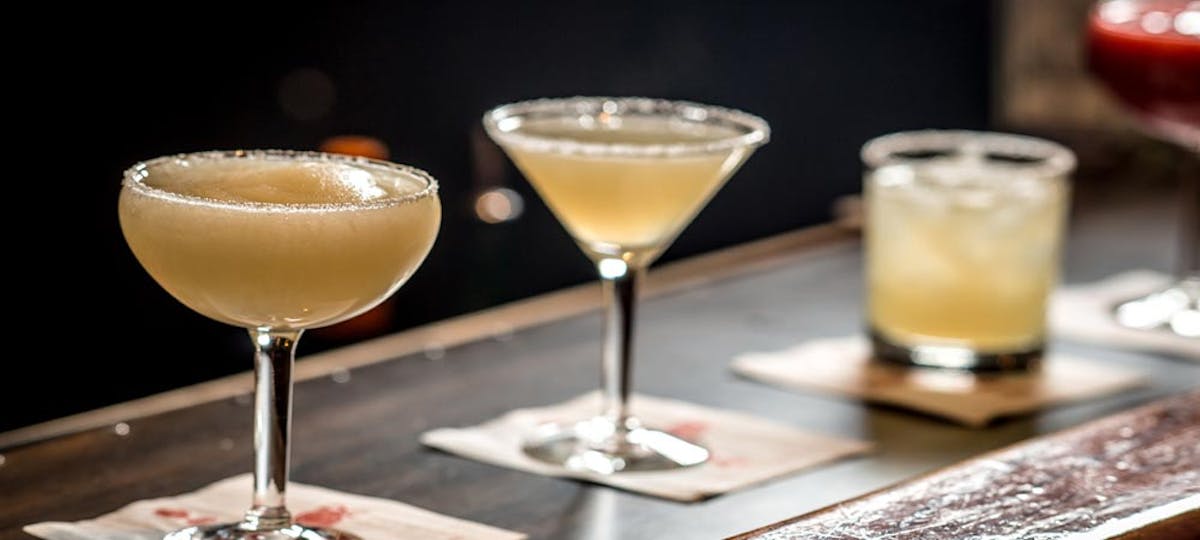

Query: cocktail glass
[
  {"left": 483, "top": 97, "right": 768, "bottom": 473},
  {"left": 862, "top": 131, "right": 1075, "bottom": 371},
  {"left": 1087, "top": 0, "right": 1200, "bottom": 337},
  {"left": 119, "top": 150, "right": 440, "bottom": 539}
]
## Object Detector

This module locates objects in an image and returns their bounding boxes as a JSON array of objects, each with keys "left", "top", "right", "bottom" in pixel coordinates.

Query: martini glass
[
  {"left": 483, "top": 97, "right": 769, "bottom": 473},
  {"left": 119, "top": 150, "right": 440, "bottom": 539},
  {"left": 1087, "top": 0, "right": 1200, "bottom": 337}
]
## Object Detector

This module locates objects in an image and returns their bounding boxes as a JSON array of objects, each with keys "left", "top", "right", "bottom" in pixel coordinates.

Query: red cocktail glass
[{"left": 1087, "top": 0, "right": 1199, "bottom": 337}]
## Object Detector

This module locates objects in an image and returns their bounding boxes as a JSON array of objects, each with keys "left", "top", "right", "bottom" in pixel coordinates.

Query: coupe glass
[
  {"left": 1087, "top": 0, "right": 1200, "bottom": 337},
  {"left": 119, "top": 150, "right": 440, "bottom": 539},
  {"left": 483, "top": 97, "right": 769, "bottom": 473}
]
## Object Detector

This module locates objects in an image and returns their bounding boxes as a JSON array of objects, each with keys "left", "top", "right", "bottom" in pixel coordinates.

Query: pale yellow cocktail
[
  {"left": 867, "top": 164, "right": 1067, "bottom": 351},
  {"left": 505, "top": 117, "right": 750, "bottom": 266},
  {"left": 863, "top": 131, "right": 1074, "bottom": 370},
  {"left": 120, "top": 152, "right": 440, "bottom": 329}
]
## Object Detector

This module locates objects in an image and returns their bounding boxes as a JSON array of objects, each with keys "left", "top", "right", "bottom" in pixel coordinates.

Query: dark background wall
[{"left": 7, "top": 0, "right": 991, "bottom": 432}]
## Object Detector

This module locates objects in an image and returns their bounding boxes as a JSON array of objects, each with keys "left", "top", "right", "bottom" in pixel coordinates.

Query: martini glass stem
[
  {"left": 599, "top": 258, "right": 639, "bottom": 434},
  {"left": 244, "top": 327, "right": 300, "bottom": 531}
]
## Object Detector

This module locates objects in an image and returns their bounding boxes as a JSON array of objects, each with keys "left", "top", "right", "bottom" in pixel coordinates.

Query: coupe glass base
[
  {"left": 164, "top": 524, "right": 360, "bottom": 540},
  {"left": 1113, "top": 277, "right": 1200, "bottom": 338},
  {"left": 522, "top": 419, "right": 709, "bottom": 474},
  {"left": 870, "top": 328, "right": 1044, "bottom": 372}
]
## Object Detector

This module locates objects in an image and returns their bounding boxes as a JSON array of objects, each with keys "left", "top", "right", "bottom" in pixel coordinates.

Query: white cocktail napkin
[
  {"left": 733, "top": 336, "right": 1145, "bottom": 427},
  {"left": 421, "top": 393, "right": 870, "bottom": 502},
  {"left": 1051, "top": 271, "right": 1200, "bottom": 360},
  {"left": 24, "top": 474, "right": 524, "bottom": 540}
]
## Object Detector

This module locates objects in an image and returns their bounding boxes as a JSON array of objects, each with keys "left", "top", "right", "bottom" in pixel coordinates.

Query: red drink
[
  {"left": 1087, "top": 1, "right": 1200, "bottom": 338},
  {"left": 1088, "top": 0, "right": 1200, "bottom": 146}
]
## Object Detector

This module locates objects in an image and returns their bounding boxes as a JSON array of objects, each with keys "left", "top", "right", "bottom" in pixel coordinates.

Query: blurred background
[{"left": 6, "top": 0, "right": 1185, "bottom": 432}]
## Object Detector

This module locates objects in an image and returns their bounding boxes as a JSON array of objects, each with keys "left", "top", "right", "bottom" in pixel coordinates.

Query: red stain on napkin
[
  {"left": 666, "top": 421, "right": 709, "bottom": 441},
  {"left": 296, "top": 504, "right": 351, "bottom": 528},
  {"left": 155, "top": 507, "right": 217, "bottom": 526},
  {"left": 712, "top": 455, "right": 749, "bottom": 468},
  {"left": 154, "top": 508, "right": 190, "bottom": 519}
]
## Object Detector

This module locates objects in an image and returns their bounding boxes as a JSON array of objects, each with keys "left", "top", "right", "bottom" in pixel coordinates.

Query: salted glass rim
[
  {"left": 482, "top": 96, "right": 771, "bottom": 158},
  {"left": 861, "top": 130, "right": 1077, "bottom": 178},
  {"left": 122, "top": 149, "right": 439, "bottom": 213}
]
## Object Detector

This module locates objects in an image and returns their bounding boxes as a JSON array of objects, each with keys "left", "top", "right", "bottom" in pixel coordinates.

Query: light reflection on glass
[
  {"left": 903, "top": 367, "right": 979, "bottom": 394},
  {"left": 1141, "top": 10, "right": 1173, "bottom": 33},
  {"left": 1177, "top": 8, "right": 1200, "bottom": 34},
  {"left": 1100, "top": 0, "right": 1137, "bottom": 23},
  {"left": 1114, "top": 286, "right": 1197, "bottom": 335},
  {"left": 598, "top": 258, "right": 628, "bottom": 280},
  {"left": 1170, "top": 308, "right": 1200, "bottom": 337}
]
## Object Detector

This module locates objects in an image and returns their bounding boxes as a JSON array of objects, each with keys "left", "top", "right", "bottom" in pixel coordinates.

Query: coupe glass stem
[
  {"left": 598, "top": 258, "right": 638, "bottom": 434},
  {"left": 244, "top": 327, "right": 300, "bottom": 531}
]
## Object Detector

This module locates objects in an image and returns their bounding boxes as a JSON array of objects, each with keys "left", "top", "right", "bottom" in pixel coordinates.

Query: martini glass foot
[
  {"left": 1114, "top": 277, "right": 1200, "bottom": 338},
  {"left": 523, "top": 417, "right": 709, "bottom": 474},
  {"left": 165, "top": 523, "right": 360, "bottom": 540}
]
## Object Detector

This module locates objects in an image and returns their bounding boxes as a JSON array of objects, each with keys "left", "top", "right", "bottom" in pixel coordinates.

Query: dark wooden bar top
[
  {"left": 732, "top": 390, "right": 1200, "bottom": 539},
  {"left": 3, "top": 190, "right": 1199, "bottom": 539}
]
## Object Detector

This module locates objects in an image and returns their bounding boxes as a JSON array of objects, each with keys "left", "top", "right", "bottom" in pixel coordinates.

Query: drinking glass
[
  {"left": 862, "top": 131, "right": 1075, "bottom": 371},
  {"left": 483, "top": 97, "right": 769, "bottom": 473},
  {"left": 1087, "top": 0, "right": 1199, "bottom": 337},
  {"left": 119, "top": 150, "right": 440, "bottom": 539}
]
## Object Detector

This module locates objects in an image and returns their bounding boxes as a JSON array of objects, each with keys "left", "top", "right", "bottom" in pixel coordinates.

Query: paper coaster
[
  {"left": 421, "top": 393, "right": 870, "bottom": 502},
  {"left": 25, "top": 474, "right": 524, "bottom": 540},
  {"left": 733, "top": 336, "right": 1146, "bottom": 427},
  {"left": 1051, "top": 271, "right": 1200, "bottom": 360}
]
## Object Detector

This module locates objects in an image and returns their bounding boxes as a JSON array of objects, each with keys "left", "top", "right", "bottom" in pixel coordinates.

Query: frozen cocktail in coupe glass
[
  {"left": 483, "top": 97, "right": 769, "bottom": 473},
  {"left": 1087, "top": 0, "right": 1199, "bottom": 337},
  {"left": 119, "top": 150, "right": 440, "bottom": 540}
]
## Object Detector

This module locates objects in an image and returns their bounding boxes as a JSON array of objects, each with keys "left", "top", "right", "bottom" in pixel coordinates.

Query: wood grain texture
[{"left": 730, "top": 391, "right": 1200, "bottom": 539}]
